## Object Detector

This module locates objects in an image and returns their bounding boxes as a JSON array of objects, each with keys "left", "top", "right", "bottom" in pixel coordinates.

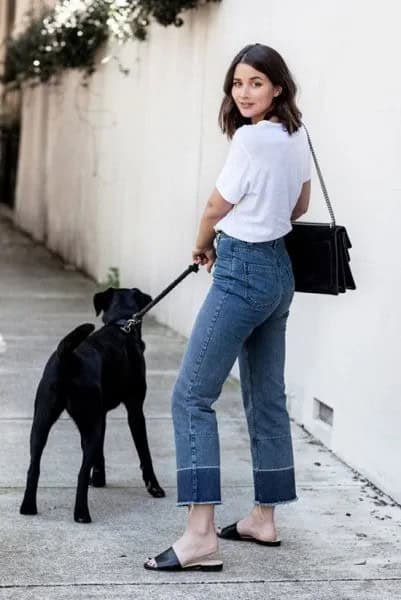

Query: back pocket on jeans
[{"left": 244, "top": 262, "right": 279, "bottom": 310}]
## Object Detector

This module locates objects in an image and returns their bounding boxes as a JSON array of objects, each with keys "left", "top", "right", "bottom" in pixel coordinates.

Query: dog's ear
[
  {"left": 131, "top": 288, "right": 152, "bottom": 310},
  {"left": 93, "top": 288, "right": 115, "bottom": 316}
]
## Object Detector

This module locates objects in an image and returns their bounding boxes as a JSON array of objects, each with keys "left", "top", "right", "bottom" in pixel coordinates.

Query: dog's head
[{"left": 93, "top": 288, "right": 152, "bottom": 324}]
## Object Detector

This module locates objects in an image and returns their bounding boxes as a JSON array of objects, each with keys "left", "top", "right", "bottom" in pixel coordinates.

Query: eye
[{"left": 232, "top": 81, "right": 241, "bottom": 87}]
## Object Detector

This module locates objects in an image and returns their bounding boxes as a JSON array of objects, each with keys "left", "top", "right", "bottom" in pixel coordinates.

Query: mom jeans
[{"left": 171, "top": 231, "right": 297, "bottom": 506}]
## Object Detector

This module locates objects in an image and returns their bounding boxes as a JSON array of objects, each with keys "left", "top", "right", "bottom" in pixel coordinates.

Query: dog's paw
[
  {"left": 20, "top": 502, "right": 38, "bottom": 516},
  {"left": 146, "top": 481, "right": 166, "bottom": 498},
  {"left": 90, "top": 470, "right": 106, "bottom": 488},
  {"left": 74, "top": 511, "right": 92, "bottom": 524}
]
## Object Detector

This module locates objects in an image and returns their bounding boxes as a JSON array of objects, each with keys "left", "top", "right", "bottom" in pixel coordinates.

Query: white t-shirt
[{"left": 214, "top": 120, "right": 311, "bottom": 242}]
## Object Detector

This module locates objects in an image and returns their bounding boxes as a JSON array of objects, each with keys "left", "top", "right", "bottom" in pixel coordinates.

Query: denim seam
[
  {"left": 188, "top": 433, "right": 218, "bottom": 438},
  {"left": 186, "top": 304, "right": 224, "bottom": 397},
  {"left": 253, "top": 466, "right": 294, "bottom": 472},
  {"left": 189, "top": 429, "right": 197, "bottom": 499},
  {"left": 177, "top": 466, "right": 220, "bottom": 471},
  {"left": 186, "top": 260, "right": 234, "bottom": 401},
  {"left": 242, "top": 341, "right": 258, "bottom": 468}
]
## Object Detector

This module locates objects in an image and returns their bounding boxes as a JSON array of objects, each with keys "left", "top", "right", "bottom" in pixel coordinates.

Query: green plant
[
  {"left": 98, "top": 266, "right": 120, "bottom": 290},
  {"left": 2, "top": 0, "right": 221, "bottom": 84}
]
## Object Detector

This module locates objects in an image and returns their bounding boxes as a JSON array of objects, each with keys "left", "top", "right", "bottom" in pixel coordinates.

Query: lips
[{"left": 240, "top": 103, "right": 254, "bottom": 108}]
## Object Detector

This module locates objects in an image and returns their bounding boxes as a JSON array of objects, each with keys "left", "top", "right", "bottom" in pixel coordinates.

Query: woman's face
[{"left": 231, "top": 63, "right": 282, "bottom": 125}]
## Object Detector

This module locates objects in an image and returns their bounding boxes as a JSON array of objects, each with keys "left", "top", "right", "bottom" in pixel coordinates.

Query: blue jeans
[{"left": 171, "top": 231, "right": 297, "bottom": 506}]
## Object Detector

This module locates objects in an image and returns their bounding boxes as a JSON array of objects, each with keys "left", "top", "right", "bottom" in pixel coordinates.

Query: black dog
[{"left": 20, "top": 287, "right": 165, "bottom": 523}]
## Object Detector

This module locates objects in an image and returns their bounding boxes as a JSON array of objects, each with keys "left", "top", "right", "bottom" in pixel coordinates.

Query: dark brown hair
[{"left": 218, "top": 44, "right": 302, "bottom": 138}]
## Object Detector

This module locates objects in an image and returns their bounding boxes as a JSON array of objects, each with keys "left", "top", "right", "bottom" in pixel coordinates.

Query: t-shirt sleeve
[{"left": 215, "top": 130, "right": 251, "bottom": 204}]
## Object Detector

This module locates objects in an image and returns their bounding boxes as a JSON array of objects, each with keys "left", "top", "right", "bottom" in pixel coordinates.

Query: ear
[
  {"left": 131, "top": 288, "right": 152, "bottom": 310},
  {"left": 93, "top": 288, "right": 115, "bottom": 316}
]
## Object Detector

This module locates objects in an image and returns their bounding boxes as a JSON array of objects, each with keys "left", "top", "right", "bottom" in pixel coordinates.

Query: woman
[{"left": 144, "top": 43, "right": 311, "bottom": 572}]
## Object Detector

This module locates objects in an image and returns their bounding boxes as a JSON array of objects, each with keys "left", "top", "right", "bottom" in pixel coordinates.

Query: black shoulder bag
[{"left": 284, "top": 124, "right": 356, "bottom": 295}]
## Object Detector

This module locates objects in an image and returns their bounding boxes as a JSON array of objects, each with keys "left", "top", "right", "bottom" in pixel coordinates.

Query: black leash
[{"left": 121, "top": 263, "right": 200, "bottom": 333}]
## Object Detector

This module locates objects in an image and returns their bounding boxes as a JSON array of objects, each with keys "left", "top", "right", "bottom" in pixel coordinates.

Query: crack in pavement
[{"left": 1, "top": 577, "right": 401, "bottom": 589}]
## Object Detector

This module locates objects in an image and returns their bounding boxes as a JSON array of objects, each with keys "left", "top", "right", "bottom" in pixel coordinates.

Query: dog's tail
[{"left": 57, "top": 323, "right": 95, "bottom": 360}]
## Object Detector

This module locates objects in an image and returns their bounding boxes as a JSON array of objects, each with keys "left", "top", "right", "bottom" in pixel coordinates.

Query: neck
[{"left": 252, "top": 115, "right": 280, "bottom": 125}]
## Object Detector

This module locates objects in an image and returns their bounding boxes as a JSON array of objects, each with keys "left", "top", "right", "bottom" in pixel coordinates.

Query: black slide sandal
[
  {"left": 144, "top": 546, "right": 223, "bottom": 572},
  {"left": 217, "top": 522, "right": 281, "bottom": 546}
]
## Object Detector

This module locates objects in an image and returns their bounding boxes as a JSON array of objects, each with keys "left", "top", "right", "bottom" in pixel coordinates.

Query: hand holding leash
[{"left": 192, "top": 247, "right": 216, "bottom": 273}]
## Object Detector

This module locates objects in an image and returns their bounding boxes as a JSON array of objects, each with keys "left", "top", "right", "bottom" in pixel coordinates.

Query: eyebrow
[{"left": 233, "top": 76, "right": 264, "bottom": 81}]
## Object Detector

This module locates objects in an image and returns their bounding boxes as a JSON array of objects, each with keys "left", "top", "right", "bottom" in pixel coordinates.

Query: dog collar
[
  {"left": 111, "top": 318, "right": 142, "bottom": 334},
  {"left": 113, "top": 319, "right": 130, "bottom": 327}
]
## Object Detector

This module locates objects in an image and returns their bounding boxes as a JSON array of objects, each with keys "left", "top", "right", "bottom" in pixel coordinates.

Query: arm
[
  {"left": 193, "top": 187, "right": 234, "bottom": 272},
  {"left": 291, "top": 180, "right": 311, "bottom": 221}
]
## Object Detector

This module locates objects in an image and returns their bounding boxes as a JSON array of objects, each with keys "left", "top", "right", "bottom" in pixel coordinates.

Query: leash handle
[{"left": 121, "top": 263, "right": 199, "bottom": 333}]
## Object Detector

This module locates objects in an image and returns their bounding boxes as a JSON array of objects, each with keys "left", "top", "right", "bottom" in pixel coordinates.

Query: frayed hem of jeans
[
  {"left": 176, "top": 500, "right": 222, "bottom": 507},
  {"left": 253, "top": 495, "right": 299, "bottom": 507}
]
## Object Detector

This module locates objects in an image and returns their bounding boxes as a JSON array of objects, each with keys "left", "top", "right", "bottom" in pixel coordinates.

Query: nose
[{"left": 239, "top": 85, "right": 251, "bottom": 99}]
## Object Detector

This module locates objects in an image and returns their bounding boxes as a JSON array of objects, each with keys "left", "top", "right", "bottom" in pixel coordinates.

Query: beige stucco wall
[
  {"left": 0, "top": 2, "right": 9, "bottom": 90},
  {"left": 12, "top": 0, "right": 401, "bottom": 502},
  {"left": 0, "top": 1, "right": 16, "bottom": 121}
]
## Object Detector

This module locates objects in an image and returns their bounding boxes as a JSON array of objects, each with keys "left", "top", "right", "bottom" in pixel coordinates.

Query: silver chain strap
[{"left": 302, "top": 122, "right": 336, "bottom": 227}]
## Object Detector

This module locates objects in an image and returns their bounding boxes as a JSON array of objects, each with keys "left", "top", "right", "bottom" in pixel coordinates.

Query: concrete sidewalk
[{"left": 0, "top": 208, "right": 400, "bottom": 600}]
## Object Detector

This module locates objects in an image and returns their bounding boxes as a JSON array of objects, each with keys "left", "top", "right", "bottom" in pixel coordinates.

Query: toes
[
  {"left": 74, "top": 513, "right": 92, "bottom": 524},
  {"left": 146, "top": 482, "right": 166, "bottom": 498}
]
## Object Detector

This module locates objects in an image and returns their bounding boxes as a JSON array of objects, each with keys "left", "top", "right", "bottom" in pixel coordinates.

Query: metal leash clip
[
  {"left": 120, "top": 315, "right": 142, "bottom": 334},
  {"left": 120, "top": 263, "right": 200, "bottom": 335}
]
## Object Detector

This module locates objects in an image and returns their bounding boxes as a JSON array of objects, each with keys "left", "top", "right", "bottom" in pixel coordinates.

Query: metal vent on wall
[{"left": 313, "top": 398, "right": 334, "bottom": 427}]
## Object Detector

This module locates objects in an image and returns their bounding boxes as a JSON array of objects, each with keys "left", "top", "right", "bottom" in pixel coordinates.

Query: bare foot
[
  {"left": 144, "top": 530, "right": 218, "bottom": 569},
  {"left": 220, "top": 506, "right": 279, "bottom": 542},
  {"left": 145, "top": 505, "right": 219, "bottom": 569},
  {"left": 173, "top": 529, "right": 219, "bottom": 566}
]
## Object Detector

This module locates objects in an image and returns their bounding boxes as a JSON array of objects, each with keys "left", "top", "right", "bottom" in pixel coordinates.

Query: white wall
[{"left": 13, "top": 0, "right": 401, "bottom": 502}]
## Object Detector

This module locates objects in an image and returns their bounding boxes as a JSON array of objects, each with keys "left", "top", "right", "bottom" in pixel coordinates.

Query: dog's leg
[
  {"left": 74, "top": 424, "right": 102, "bottom": 523},
  {"left": 20, "top": 402, "right": 64, "bottom": 516},
  {"left": 90, "top": 416, "right": 106, "bottom": 487},
  {"left": 126, "top": 406, "right": 165, "bottom": 498}
]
